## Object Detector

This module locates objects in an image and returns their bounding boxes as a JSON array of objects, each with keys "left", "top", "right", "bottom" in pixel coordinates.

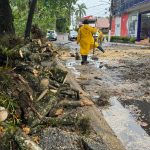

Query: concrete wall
[
  {"left": 121, "top": 13, "right": 129, "bottom": 37},
  {"left": 111, "top": 18, "right": 116, "bottom": 36}
]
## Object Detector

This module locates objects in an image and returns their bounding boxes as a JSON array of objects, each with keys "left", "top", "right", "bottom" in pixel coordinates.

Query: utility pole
[
  {"left": 25, "top": 0, "right": 37, "bottom": 40},
  {"left": 108, "top": 0, "right": 113, "bottom": 42}
]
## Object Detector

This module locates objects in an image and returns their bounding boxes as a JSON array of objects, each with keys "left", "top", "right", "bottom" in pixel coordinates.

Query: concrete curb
[{"left": 103, "top": 42, "right": 150, "bottom": 49}]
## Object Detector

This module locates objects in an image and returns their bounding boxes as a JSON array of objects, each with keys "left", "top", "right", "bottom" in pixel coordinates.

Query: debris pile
[{"left": 0, "top": 39, "right": 108, "bottom": 150}]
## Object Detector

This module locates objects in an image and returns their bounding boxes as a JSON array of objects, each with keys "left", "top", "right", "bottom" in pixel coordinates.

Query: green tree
[
  {"left": 75, "top": 3, "right": 87, "bottom": 20},
  {"left": 65, "top": 0, "right": 78, "bottom": 26},
  {"left": 10, "top": 0, "right": 79, "bottom": 36},
  {"left": 0, "top": 0, "right": 15, "bottom": 35},
  {"left": 56, "top": 17, "right": 67, "bottom": 32},
  {"left": 25, "top": 0, "right": 38, "bottom": 39}
]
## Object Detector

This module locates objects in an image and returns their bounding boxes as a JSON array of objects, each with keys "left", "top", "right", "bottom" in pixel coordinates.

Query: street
[{"left": 55, "top": 35, "right": 150, "bottom": 150}]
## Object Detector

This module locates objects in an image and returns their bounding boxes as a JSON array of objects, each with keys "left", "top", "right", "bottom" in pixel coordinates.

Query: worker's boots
[
  {"left": 81, "top": 55, "right": 89, "bottom": 65},
  {"left": 97, "top": 45, "right": 105, "bottom": 53}
]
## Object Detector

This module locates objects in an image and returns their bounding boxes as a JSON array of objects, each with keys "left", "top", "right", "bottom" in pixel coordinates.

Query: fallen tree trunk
[{"left": 58, "top": 100, "right": 83, "bottom": 108}]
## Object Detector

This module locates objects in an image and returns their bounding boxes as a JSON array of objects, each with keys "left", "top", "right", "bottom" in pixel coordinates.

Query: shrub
[
  {"left": 130, "top": 37, "right": 136, "bottom": 43},
  {"left": 110, "top": 36, "right": 136, "bottom": 43}
]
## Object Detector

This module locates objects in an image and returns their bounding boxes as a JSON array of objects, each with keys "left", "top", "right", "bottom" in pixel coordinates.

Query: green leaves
[
  {"left": 75, "top": 3, "right": 87, "bottom": 20},
  {"left": 10, "top": 0, "right": 78, "bottom": 34}
]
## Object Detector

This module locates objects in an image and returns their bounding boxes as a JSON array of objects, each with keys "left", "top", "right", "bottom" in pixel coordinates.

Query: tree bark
[
  {"left": 25, "top": 0, "right": 37, "bottom": 40},
  {"left": 0, "top": 0, "right": 15, "bottom": 35},
  {"left": 14, "top": 128, "right": 42, "bottom": 150}
]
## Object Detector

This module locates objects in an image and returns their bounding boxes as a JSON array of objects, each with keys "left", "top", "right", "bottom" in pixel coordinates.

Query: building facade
[
  {"left": 111, "top": 0, "right": 150, "bottom": 41},
  {"left": 96, "top": 17, "right": 109, "bottom": 34}
]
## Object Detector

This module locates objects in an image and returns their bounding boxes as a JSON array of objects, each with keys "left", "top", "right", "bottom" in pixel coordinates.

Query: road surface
[{"left": 54, "top": 35, "right": 150, "bottom": 150}]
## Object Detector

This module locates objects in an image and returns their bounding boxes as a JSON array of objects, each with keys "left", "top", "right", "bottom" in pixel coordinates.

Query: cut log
[
  {"left": 58, "top": 85, "right": 80, "bottom": 100},
  {"left": 19, "top": 91, "right": 43, "bottom": 121},
  {"left": 36, "top": 89, "right": 48, "bottom": 102},
  {"left": 49, "top": 59, "right": 68, "bottom": 84},
  {"left": 49, "top": 79, "right": 61, "bottom": 88},
  {"left": 0, "top": 106, "right": 8, "bottom": 122},
  {"left": 58, "top": 100, "right": 83, "bottom": 109},
  {"left": 50, "top": 67, "right": 68, "bottom": 83},
  {"left": 14, "top": 128, "right": 42, "bottom": 150},
  {"left": 29, "top": 91, "right": 57, "bottom": 126}
]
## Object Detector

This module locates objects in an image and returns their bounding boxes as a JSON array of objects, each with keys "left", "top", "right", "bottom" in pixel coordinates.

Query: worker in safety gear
[
  {"left": 97, "top": 29, "right": 104, "bottom": 45},
  {"left": 77, "top": 20, "right": 104, "bottom": 65}
]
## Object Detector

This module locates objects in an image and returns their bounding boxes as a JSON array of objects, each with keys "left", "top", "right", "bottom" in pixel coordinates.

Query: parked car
[
  {"left": 68, "top": 30, "right": 78, "bottom": 41},
  {"left": 46, "top": 30, "right": 57, "bottom": 41}
]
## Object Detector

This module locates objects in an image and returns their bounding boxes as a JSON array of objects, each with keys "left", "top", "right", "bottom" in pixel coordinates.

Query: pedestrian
[{"left": 77, "top": 19, "right": 104, "bottom": 65}]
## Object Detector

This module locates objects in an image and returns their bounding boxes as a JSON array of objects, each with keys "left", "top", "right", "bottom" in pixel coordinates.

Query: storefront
[{"left": 137, "top": 11, "right": 150, "bottom": 41}]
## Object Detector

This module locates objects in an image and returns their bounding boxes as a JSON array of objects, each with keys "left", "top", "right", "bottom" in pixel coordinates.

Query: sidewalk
[{"left": 103, "top": 42, "right": 150, "bottom": 49}]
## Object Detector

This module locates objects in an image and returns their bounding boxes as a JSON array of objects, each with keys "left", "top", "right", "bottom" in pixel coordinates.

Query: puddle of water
[
  {"left": 122, "top": 100, "right": 150, "bottom": 136},
  {"left": 65, "top": 52, "right": 111, "bottom": 70},
  {"left": 65, "top": 59, "right": 81, "bottom": 78},
  {"left": 91, "top": 95, "right": 100, "bottom": 103},
  {"left": 88, "top": 55, "right": 102, "bottom": 69},
  {"left": 102, "top": 97, "right": 150, "bottom": 150},
  {"left": 91, "top": 95, "right": 100, "bottom": 99}
]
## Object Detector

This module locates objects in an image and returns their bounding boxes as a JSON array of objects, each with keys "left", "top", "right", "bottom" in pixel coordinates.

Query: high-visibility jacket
[
  {"left": 97, "top": 30, "right": 104, "bottom": 44},
  {"left": 77, "top": 24, "right": 98, "bottom": 55}
]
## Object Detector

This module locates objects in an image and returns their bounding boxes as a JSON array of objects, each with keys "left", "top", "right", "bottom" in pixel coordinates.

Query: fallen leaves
[
  {"left": 55, "top": 108, "right": 64, "bottom": 116},
  {"left": 40, "top": 78, "right": 49, "bottom": 90},
  {"left": 81, "top": 99, "right": 94, "bottom": 106},
  {"left": 32, "top": 136, "right": 40, "bottom": 144},
  {"left": 22, "top": 127, "right": 31, "bottom": 135},
  {"left": 0, "top": 126, "right": 5, "bottom": 137},
  {"left": 32, "top": 69, "right": 39, "bottom": 77}
]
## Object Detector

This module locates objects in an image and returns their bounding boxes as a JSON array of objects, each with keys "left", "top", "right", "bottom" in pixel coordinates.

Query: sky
[{"left": 77, "top": 0, "right": 110, "bottom": 17}]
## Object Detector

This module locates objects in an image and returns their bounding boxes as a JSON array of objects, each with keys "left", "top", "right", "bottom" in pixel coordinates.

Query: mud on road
[{"left": 59, "top": 43, "right": 150, "bottom": 150}]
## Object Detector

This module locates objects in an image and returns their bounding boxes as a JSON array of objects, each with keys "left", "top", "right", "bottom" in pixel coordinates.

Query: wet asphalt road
[
  {"left": 55, "top": 34, "right": 79, "bottom": 50},
  {"left": 56, "top": 37, "right": 150, "bottom": 150}
]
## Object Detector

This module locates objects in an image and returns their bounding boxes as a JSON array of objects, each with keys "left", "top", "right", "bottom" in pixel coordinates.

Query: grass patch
[{"left": 0, "top": 92, "right": 20, "bottom": 125}]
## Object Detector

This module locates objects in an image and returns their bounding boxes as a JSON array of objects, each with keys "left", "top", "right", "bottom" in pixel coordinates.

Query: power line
[
  {"left": 87, "top": 3, "right": 109, "bottom": 9},
  {"left": 99, "top": 0, "right": 110, "bottom": 4}
]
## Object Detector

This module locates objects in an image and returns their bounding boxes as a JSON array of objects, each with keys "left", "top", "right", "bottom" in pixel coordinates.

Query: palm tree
[{"left": 75, "top": 3, "right": 87, "bottom": 20}]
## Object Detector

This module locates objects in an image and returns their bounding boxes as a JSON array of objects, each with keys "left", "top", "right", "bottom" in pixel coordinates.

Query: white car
[
  {"left": 46, "top": 30, "right": 57, "bottom": 41},
  {"left": 68, "top": 30, "right": 78, "bottom": 41}
]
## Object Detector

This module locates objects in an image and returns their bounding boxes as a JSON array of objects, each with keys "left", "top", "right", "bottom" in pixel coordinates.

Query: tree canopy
[
  {"left": 75, "top": 3, "right": 87, "bottom": 20},
  {"left": 0, "top": 0, "right": 80, "bottom": 37},
  {"left": 0, "top": 0, "right": 15, "bottom": 35}
]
